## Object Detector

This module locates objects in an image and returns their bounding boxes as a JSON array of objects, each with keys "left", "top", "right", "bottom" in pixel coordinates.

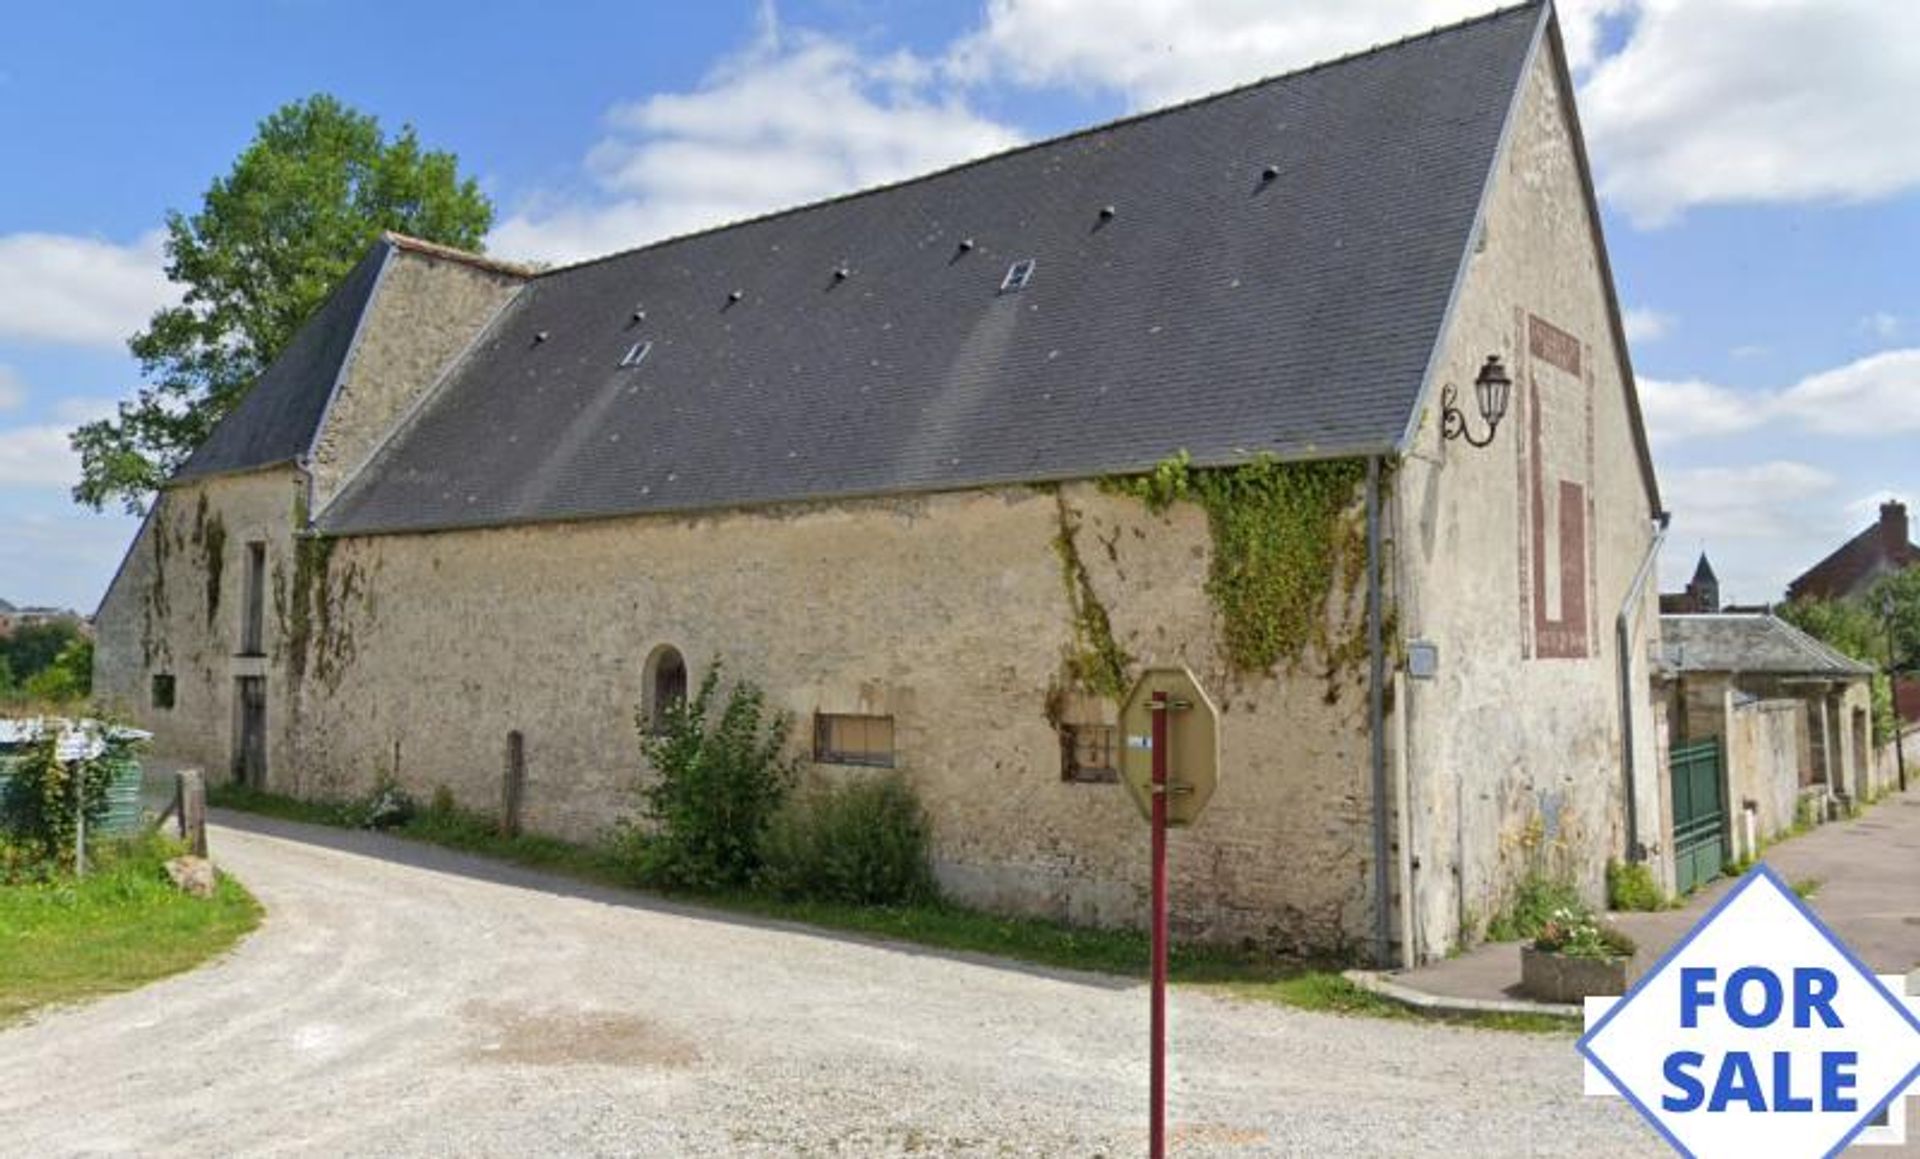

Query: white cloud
[
  {"left": 1657, "top": 460, "right": 1836, "bottom": 594},
  {"left": 1859, "top": 312, "right": 1901, "bottom": 341},
  {"left": 0, "top": 424, "right": 78, "bottom": 487},
  {"left": 490, "top": 21, "right": 1023, "bottom": 266},
  {"left": 0, "top": 366, "right": 24, "bottom": 412},
  {"left": 945, "top": 1, "right": 1626, "bottom": 110},
  {"left": 0, "top": 230, "right": 174, "bottom": 348},
  {"left": 1770, "top": 348, "right": 1920, "bottom": 436},
  {"left": 1638, "top": 375, "right": 1764, "bottom": 444},
  {"left": 1639, "top": 348, "right": 1920, "bottom": 444},
  {"left": 1582, "top": 0, "right": 1920, "bottom": 226},
  {"left": 1622, "top": 307, "right": 1673, "bottom": 343}
]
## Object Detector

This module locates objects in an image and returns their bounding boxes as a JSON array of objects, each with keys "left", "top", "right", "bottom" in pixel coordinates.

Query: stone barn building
[{"left": 96, "top": 2, "right": 1669, "bottom": 964}]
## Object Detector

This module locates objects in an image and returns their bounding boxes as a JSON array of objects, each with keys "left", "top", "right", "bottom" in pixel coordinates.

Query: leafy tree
[
  {"left": 71, "top": 95, "right": 494, "bottom": 512},
  {"left": 23, "top": 637, "right": 93, "bottom": 704},
  {"left": 1869, "top": 568, "right": 1920, "bottom": 672},
  {"left": 1781, "top": 593, "right": 1902, "bottom": 745},
  {"left": 0, "top": 654, "right": 14, "bottom": 698},
  {"left": 0, "top": 620, "right": 82, "bottom": 684}
]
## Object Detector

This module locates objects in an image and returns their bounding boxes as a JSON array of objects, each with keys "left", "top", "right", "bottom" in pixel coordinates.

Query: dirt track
[{"left": 0, "top": 814, "right": 1655, "bottom": 1156}]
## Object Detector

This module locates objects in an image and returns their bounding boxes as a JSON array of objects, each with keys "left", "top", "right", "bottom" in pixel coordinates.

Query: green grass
[
  {"left": 208, "top": 784, "right": 1566, "bottom": 1032},
  {"left": 1210, "top": 973, "right": 1577, "bottom": 1034},
  {"left": 0, "top": 832, "right": 261, "bottom": 1025}
]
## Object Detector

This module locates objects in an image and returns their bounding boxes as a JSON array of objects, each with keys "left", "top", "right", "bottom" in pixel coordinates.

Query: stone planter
[{"left": 1520, "top": 944, "right": 1640, "bottom": 1004}]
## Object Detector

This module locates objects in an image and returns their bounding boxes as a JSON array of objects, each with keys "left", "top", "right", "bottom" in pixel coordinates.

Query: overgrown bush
[
  {"left": 1485, "top": 871, "right": 1584, "bottom": 942},
  {"left": 345, "top": 777, "right": 417, "bottom": 830},
  {"left": 759, "top": 775, "right": 937, "bottom": 905},
  {"left": 1605, "top": 859, "right": 1667, "bottom": 912},
  {"left": 623, "top": 663, "right": 800, "bottom": 891},
  {"left": 0, "top": 724, "right": 133, "bottom": 868}
]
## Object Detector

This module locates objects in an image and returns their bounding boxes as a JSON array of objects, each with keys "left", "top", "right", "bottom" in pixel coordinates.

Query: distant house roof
[
  {"left": 1661, "top": 614, "right": 1874, "bottom": 680},
  {"left": 315, "top": 2, "right": 1597, "bottom": 535},
  {"left": 1691, "top": 553, "right": 1717, "bottom": 584},
  {"left": 1786, "top": 501, "right": 1918, "bottom": 603}
]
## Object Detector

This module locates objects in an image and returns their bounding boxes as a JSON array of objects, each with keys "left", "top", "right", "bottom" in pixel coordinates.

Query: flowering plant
[{"left": 1533, "top": 906, "right": 1637, "bottom": 961}]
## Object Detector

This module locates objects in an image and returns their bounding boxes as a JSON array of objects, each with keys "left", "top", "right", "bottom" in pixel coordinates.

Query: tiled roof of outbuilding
[
  {"left": 316, "top": 3, "right": 1552, "bottom": 534},
  {"left": 1661, "top": 614, "right": 1875, "bottom": 679}
]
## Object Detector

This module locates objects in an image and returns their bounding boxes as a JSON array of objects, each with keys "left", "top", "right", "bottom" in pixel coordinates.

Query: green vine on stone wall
[
  {"left": 1103, "top": 450, "right": 1370, "bottom": 677},
  {"left": 1050, "top": 492, "right": 1133, "bottom": 700}
]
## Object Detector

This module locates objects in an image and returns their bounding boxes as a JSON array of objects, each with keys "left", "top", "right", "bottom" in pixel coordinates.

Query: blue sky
[{"left": 1, "top": 0, "right": 1915, "bottom": 612}]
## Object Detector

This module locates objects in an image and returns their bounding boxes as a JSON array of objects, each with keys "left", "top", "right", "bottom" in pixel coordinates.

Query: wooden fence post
[
  {"left": 502, "top": 731, "right": 526, "bottom": 838},
  {"left": 177, "top": 768, "right": 207, "bottom": 858}
]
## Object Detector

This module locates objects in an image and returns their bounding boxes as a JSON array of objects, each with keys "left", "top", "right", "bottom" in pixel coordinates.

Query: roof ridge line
[
  {"left": 526, "top": 0, "right": 1547, "bottom": 279},
  {"left": 383, "top": 231, "right": 535, "bottom": 278}
]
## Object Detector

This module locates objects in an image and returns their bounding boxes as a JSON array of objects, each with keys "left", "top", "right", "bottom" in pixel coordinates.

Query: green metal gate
[{"left": 1671, "top": 737, "right": 1727, "bottom": 894}]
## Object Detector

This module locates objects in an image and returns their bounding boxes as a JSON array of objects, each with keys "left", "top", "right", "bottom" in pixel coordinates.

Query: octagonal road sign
[{"left": 1117, "top": 666, "right": 1221, "bottom": 827}]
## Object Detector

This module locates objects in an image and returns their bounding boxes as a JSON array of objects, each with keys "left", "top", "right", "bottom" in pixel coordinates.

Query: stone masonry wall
[
  {"left": 279, "top": 482, "right": 1376, "bottom": 954},
  {"left": 1389, "top": 37, "right": 1663, "bottom": 961},
  {"left": 93, "top": 469, "right": 306, "bottom": 781},
  {"left": 306, "top": 247, "right": 523, "bottom": 511}
]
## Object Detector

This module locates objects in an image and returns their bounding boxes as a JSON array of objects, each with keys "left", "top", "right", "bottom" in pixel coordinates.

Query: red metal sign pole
[{"left": 1149, "top": 689, "right": 1169, "bottom": 1159}]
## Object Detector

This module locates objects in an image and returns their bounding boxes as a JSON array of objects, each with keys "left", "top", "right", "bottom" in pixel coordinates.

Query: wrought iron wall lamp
[{"left": 1441, "top": 354, "right": 1513, "bottom": 448}]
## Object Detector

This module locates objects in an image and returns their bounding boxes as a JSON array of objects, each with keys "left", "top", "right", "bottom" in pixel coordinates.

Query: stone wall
[
  {"left": 1388, "top": 36, "right": 1663, "bottom": 960},
  {"left": 93, "top": 469, "right": 306, "bottom": 782},
  {"left": 268, "top": 482, "right": 1376, "bottom": 954},
  {"left": 306, "top": 247, "right": 523, "bottom": 511},
  {"left": 1727, "top": 697, "right": 1805, "bottom": 851}
]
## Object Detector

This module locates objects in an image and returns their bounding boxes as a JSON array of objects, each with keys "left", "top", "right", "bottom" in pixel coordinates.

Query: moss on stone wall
[
  {"left": 193, "top": 493, "right": 227, "bottom": 628},
  {"left": 141, "top": 499, "right": 175, "bottom": 668}
]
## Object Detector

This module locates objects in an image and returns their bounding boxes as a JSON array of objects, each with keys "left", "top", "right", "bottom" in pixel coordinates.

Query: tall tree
[{"left": 71, "top": 95, "right": 493, "bottom": 512}]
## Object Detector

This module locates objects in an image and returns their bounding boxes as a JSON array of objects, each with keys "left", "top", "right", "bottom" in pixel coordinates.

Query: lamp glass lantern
[{"left": 1442, "top": 354, "right": 1512, "bottom": 448}]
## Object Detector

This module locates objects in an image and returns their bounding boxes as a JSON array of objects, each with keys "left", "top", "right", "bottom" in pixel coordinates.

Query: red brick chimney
[{"left": 1883, "top": 501, "right": 1911, "bottom": 556}]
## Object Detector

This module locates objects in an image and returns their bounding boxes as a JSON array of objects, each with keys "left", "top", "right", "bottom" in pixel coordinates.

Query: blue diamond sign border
[{"left": 1577, "top": 863, "right": 1920, "bottom": 1158}]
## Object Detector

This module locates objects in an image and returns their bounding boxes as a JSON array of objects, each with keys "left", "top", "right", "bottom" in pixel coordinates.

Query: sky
[{"left": 0, "top": 0, "right": 1915, "bottom": 613}]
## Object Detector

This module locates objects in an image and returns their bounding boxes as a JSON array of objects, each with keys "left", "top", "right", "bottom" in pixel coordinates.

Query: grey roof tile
[
  {"left": 1661, "top": 614, "right": 1876, "bottom": 678},
  {"left": 173, "top": 241, "right": 390, "bottom": 481},
  {"left": 312, "top": 3, "right": 1545, "bottom": 534}
]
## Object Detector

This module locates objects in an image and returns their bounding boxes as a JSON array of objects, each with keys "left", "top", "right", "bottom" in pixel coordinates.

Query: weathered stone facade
[
  {"left": 1388, "top": 42, "right": 1664, "bottom": 957},
  {"left": 96, "top": 17, "right": 1665, "bottom": 963}
]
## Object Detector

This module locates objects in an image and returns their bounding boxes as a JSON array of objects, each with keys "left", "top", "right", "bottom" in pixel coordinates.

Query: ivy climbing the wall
[
  {"left": 1103, "top": 450, "right": 1370, "bottom": 676},
  {"left": 1050, "top": 491, "right": 1133, "bottom": 700}
]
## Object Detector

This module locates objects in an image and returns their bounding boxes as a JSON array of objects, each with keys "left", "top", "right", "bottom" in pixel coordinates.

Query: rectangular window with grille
[
  {"left": 814, "top": 713, "right": 895, "bottom": 768},
  {"left": 1060, "top": 722, "right": 1119, "bottom": 783}
]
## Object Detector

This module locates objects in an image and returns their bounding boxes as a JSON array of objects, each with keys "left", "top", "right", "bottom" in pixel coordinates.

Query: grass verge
[
  {"left": 208, "top": 783, "right": 1565, "bottom": 1033},
  {"left": 0, "top": 832, "right": 261, "bottom": 1025}
]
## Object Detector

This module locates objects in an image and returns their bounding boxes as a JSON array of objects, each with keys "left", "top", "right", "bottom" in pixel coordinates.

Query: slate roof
[
  {"left": 1661, "top": 614, "right": 1874, "bottom": 679},
  {"left": 316, "top": 2, "right": 1554, "bottom": 535},
  {"left": 173, "top": 243, "right": 392, "bottom": 481}
]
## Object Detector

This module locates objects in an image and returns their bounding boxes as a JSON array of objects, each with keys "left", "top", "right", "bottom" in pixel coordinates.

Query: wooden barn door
[{"left": 234, "top": 677, "right": 267, "bottom": 787}]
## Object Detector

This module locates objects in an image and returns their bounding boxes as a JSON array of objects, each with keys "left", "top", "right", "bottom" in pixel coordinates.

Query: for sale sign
[{"left": 1579, "top": 865, "right": 1920, "bottom": 1157}]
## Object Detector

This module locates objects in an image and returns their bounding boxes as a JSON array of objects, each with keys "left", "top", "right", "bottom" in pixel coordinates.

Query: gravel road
[{"left": 0, "top": 813, "right": 1657, "bottom": 1157}]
